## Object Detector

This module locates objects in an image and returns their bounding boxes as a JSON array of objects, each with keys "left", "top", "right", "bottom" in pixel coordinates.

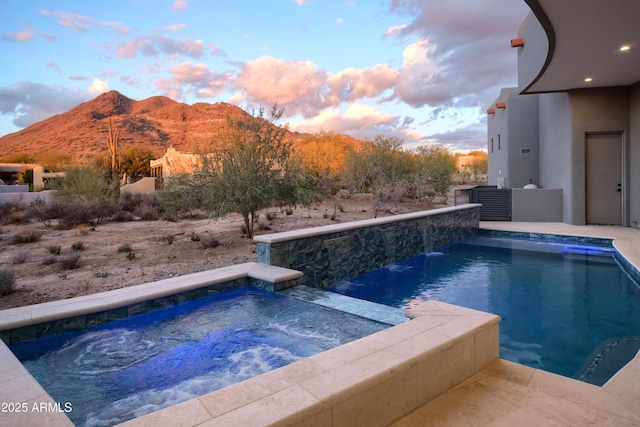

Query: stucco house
[{"left": 488, "top": 0, "right": 640, "bottom": 227}]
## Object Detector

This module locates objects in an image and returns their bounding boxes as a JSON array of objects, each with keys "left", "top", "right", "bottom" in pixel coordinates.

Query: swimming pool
[
  {"left": 9, "top": 286, "right": 388, "bottom": 427},
  {"left": 327, "top": 232, "right": 640, "bottom": 384}
]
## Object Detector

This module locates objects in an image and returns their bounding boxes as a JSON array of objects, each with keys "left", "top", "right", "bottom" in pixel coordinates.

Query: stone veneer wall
[{"left": 256, "top": 205, "right": 480, "bottom": 288}]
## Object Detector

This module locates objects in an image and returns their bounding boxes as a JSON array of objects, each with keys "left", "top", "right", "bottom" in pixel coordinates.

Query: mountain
[{"left": 0, "top": 91, "right": 359, "bottom": 159}]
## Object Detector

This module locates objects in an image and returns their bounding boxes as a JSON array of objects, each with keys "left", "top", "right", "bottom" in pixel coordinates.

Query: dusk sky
[{"left": 0, "top": 0, "right": 530, "bottom": 152}]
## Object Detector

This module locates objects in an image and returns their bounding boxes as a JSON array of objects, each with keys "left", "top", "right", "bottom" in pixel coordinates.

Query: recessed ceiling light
[
  {"left": 585, "top": 77, "right": 593, "bottom": 82},
  {"left": 620, "top": 45, "right": 631, "bottom": 52}
]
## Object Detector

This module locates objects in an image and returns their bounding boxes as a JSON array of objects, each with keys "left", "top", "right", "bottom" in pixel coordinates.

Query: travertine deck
[{"left": 391, "top": 222, "right": 640, "bottom": 426}]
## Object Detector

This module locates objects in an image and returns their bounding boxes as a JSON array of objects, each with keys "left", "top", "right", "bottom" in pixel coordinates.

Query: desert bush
[
  {"left": 46, "top": 244, "right": 61, "bottom": 255},
  {"left": 71, "top": 241, "right": 85, "bottom": 251},
  {"left": 135, "top": 203, "right": 160, "bottom": 221},
  {"left": 59, "top": 254, "right": 81, "bottom": 270},
  {"left": 200, "top": 235, "right": 220, "bottom": 249},
  {"left": 93, "top": 270, "right": 109, "bottom": 278},
  {"left": 111, "top": 210, "right": 135, "bottom": 222},
  {"left": 189, "top": 232, "right": 200, "bottom": 242},
  {"left": 41, "top": 255, "right": 58, "bottom": 266},
  {"left": 11, "top": 230, "right": 42, "bottom": 244},
  {"left": 0, "top": 198, "right": 29, "bottom": 225},
  {"left": 0, "top": 269, "right": 16, "bottom": 295},
  {"left": 161, "top": 234, "right": 175, "bottom": 244},
  {"left": 11, "top": 249, "right": 30, "bottom": 265},
  {"left": 48, "top": 166, "right": 119, "bottom": 227},
  {"left": 126, "top": 251, "right": 135, "bottom": 260},
  {"left": 117, "top": 243, "right": 132, "bottom": 253},
  {"left": 120, "top": 192, "right": 161, "bottom": 213}
]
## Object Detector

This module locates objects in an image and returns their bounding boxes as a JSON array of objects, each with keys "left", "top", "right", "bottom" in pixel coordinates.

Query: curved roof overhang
[{"left": 522, "top": 0, "right": 640, "bottom": 94}]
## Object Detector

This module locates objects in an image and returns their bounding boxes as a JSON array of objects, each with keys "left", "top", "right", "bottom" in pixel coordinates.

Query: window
[
  {"left": 491, "top": 138, "right": 494, "bottom": 153},
  {"left": 498, "top": 134, "right": 501, "bottom": 151}
]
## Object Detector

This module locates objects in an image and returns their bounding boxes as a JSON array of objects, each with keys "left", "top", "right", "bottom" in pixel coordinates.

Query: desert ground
[{"left": 0, "top": 194, "right": 450, "bottom": 310}]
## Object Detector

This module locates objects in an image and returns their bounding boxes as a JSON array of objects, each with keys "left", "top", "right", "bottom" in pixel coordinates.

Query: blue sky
[{"left": 0, "top": 0, "right": 530, "bottom": 152}]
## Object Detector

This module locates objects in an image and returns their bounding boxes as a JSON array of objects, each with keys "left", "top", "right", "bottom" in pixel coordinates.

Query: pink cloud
[
  {"left": 235, "top": 57, "right": 397, "bottom": 118},
  {"left": 166, "top": 23, "right": 187, "bottom": 31},
  {"left": 163, "top": 61, "right": 232, "bottom": 99},
  {"left": 1, "top": 27, "right": 35, "bottom": 42},
  {"left": 172, "top": 0, "right": 187, "bottom": 12},
  {"left": 116, "top": 35, "right": 224, "bottom": 59},
  {"left": 40, "top": 9, "right": 130, "bottom": 34}
]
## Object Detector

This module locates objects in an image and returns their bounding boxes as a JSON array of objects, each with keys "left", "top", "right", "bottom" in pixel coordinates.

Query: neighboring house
[
  {"left": 488, "top": 0, "right": 640, "bottom": 227},
  {"left": 150, "top": 147, "right": 200, "bottom": 180}
]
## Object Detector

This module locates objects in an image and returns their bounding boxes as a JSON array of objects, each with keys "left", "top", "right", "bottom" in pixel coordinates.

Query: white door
[{"left": 585, "top": 133, "right": 622, "bottom": 225}]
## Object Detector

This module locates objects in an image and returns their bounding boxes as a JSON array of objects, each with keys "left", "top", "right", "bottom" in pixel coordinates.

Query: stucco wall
[
  {"left": 569, "top": 87, "right": 630, "bottom": 225},
  {"left": 511, "top": 188, "right": 562, "bottom": 222},
  {"left": 507, "top": 92, "right": 540, "bottom": 188},
  {"left": 539, "top": 92, "right": 573, "bottom": 222},
  {"left": 517, "top": 11, "right": 548, "bottom": 93}
]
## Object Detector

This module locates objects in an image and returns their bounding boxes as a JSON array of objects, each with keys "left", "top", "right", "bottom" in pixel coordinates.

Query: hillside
[{"left": 0, "top": 91, "right": 360, "bottom": 159}]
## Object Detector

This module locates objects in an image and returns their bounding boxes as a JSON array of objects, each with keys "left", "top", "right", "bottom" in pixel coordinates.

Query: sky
[{"left": 0, "top": 0, "right": 530, "bottom": 152}]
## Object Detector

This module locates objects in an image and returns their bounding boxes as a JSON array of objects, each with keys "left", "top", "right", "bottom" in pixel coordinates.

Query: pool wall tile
[{"left": 256, "top": 205, "right": 480, "bottom": 288}]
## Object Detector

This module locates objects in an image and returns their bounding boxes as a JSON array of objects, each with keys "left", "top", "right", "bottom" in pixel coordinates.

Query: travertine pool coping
[{"left": 0, "top": 262, "right": 499, "bottom": 427}]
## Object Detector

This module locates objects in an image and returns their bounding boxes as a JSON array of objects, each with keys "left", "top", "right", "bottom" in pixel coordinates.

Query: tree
[
  {"left": 414, "top": 145, "right": 456, "bottom": 199},
  {"left": 120, "top": 147, "right": 155, "bottom": 178},
  {"left": 163, "top": 105, "right": 319, "bottom": 237}
]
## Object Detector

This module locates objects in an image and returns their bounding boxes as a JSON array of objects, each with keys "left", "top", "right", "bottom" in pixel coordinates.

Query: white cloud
[
  {"left": 0, "top": 82, "right": 100, "bottom": 128},
  {"left": 166, "top": 23, "right": 187, "bottom": 31},
  {"left": 40, "top": 9, "right": 130, "bottom": 34},
  {"left": 172, "top": 0, "right": 187, "bottom": 12},
  {"left": 87, "top": 78, "right": 110, "bottom": 95}
]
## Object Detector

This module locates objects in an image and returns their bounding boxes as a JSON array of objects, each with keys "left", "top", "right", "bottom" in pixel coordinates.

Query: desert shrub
[
  {"left": 46, "top": 244, "right": 61, "bottom": 255},
  {"left": 189, "top": 232, "right": 200, "bottom": 242},
  {"left": 59, "top": 254, "right": 81, "bottom": 270},
  {"left": 111, "top": 210, "right": 135, "bottom": 222},
  {"left": 135, "top": 203, "right": 160, "bottom": 221},
  {"left": 71, "top": 241, "right": 85, "bottom": 251},
  {"left": 0, "top": 198, "right": 29, "bottom": 225},
  {"left": 11, "top": 249, "right": 30, "bottom": 265},
  {"left": 11, "top": 230, "right": 42, "bottom": 244},
  {"left": 120, "top": 192, "right": 162, "bottom": 213},
  {"left": 0, "top": 269, "right": 16, "bottom": 295},
  {"left": 200, "top": 235, "right": 220, "bottom": 249},
  {"left": 161, "top": 234, "right": 175, "bottom": 244},
  {"left": 93, "top": 270, "right": 108, "bottom": 278},
  {"left": 41, "top": 255, "right": 58, "bottom": 266},
  {"left": 126, "top": 251, "right": 135, "bottom": 260},
  {"left": 117, "top": 243, "right": 132, "bottom": 253},
  {"left": 49, "top": 166, "right": 119, "bottom": 227}
]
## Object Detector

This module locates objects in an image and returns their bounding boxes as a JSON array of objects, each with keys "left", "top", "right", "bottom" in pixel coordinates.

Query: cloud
[
  {"left": 387, "top": 0, "right": 529, "bottom": 109},
  {"left": 382, "top": 24, "right": 408, "bottom": 39},
  {"left": 1, "top": 27, "right": 35, "bottom": 42},
  {"left": 161, "top": 62, "right": 232, "bottom": 98},
  {"left": 423, "top": 120, "right": 488, "bottom": 151},
  {"left": 87, "top": 78, "right": 110, "bottom": 95},
  {"left": 294, "top": 0, "right": 310, "bottom": 5},
  {"left": 235, "top": 56, "right": 396, "bottom": 118},
  {"left": 0, "top": 82, "right": 101, "bottom": 128},
  {"left": 289, "top": 104, "right": 401, "bottom": 138},
  {"left": 172, "top": 0, "right": 187, "bottom": 12},
  {"left": 166, "top": 23, "right": 187, "bottom": 31},
  {"left": 117, "top": 35, "right": 225, "bottom": 59},
  {"left": 40, "top": 9, "right": 130, "bottom": 34},
  {"left": 336, "top": 18, "right": 344, "bottom": 25}
]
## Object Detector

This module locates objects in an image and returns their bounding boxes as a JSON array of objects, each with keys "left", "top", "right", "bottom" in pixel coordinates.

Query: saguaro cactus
[{"left": 107, "top": 117, "right": 120, "bottom": 175}]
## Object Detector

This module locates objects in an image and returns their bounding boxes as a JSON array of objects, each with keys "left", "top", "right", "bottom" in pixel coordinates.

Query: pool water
[
  {"left": 328, "top": 233, "right": 640, "bottom": 383},
  {"left": 9, "top": 287, "right": 387, "bottom": 427}
]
